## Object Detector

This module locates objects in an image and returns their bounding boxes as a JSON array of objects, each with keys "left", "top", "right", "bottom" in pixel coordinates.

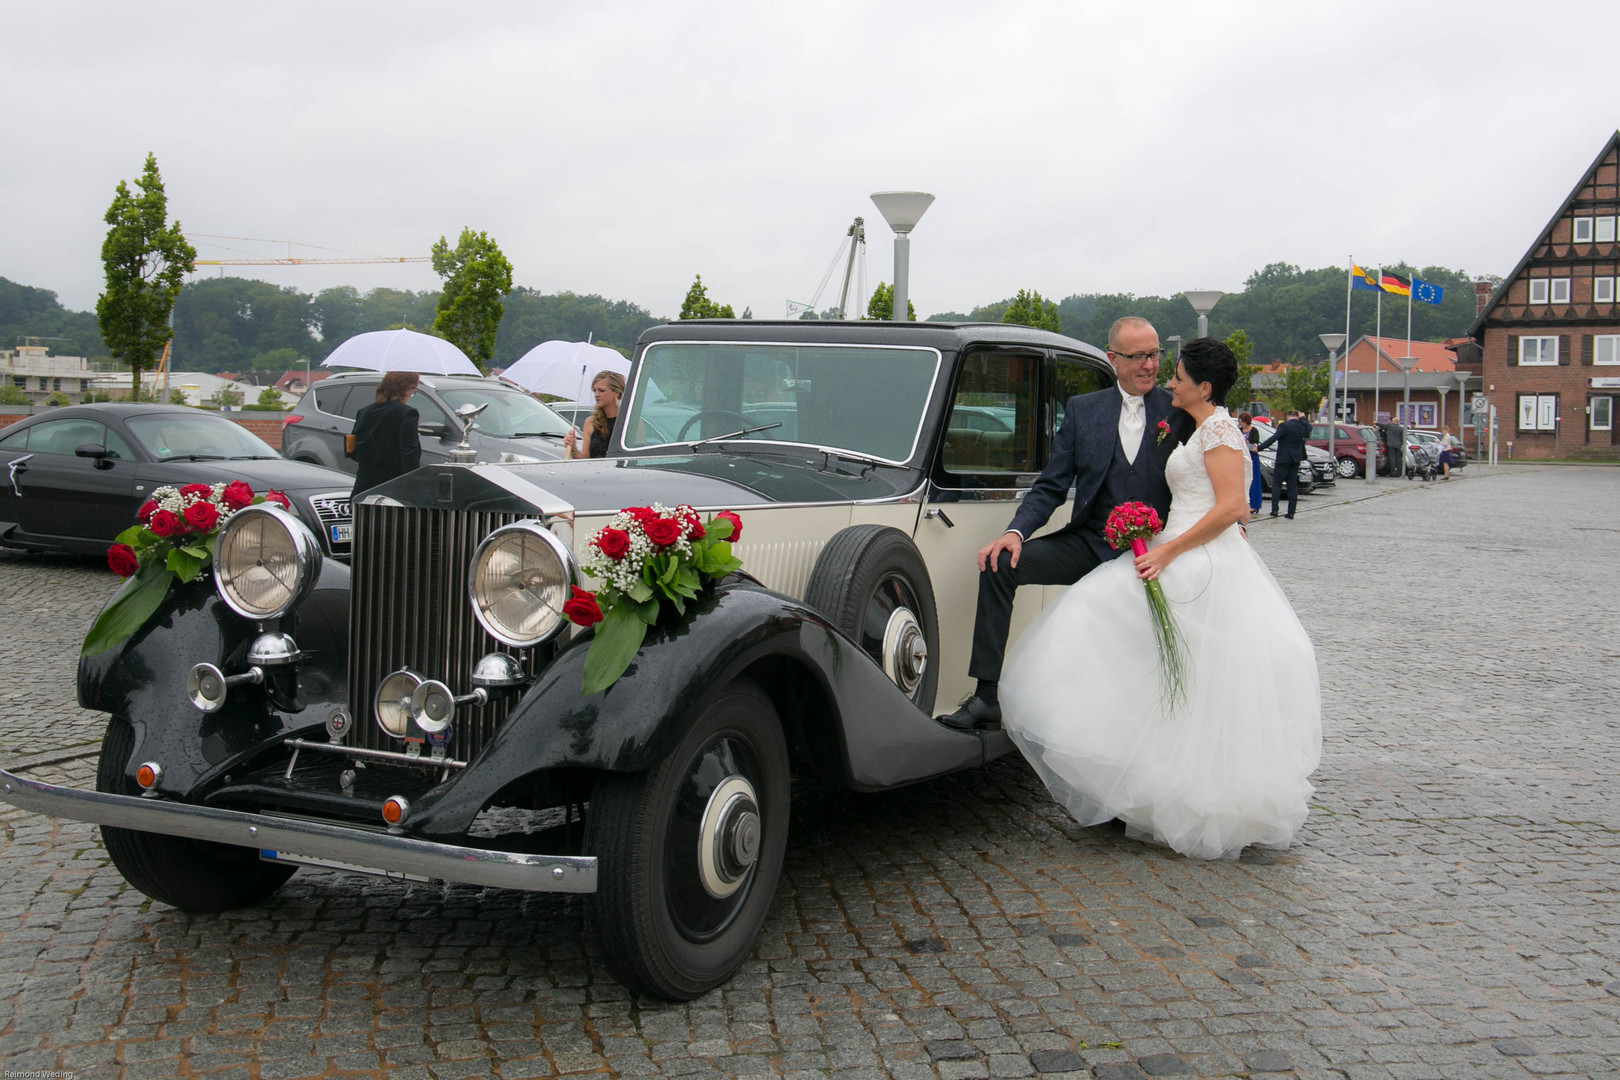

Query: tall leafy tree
[
  {"left": 679, "top": 274, "right": 735, "bottom": 319},
  {"left": 1223, "top": 329, "right": 1259, "bottom": 411},
  {"left": 864, "top": 282, "right": 916, "bottom": 321},
  {"left": 96, "top": 154, "right": 195, "bottom": 393},
  {"left": 1000, "top": 288, "right": 1061, "bottom": 332},
  {"left": 431, "top": 228, "right": 514, "bottom": 366}
]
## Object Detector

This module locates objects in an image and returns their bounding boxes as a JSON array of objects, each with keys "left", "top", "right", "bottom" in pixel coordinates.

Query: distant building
[
  {"left": 274, "top": 369, "right": 329, "bottom": 398},
  {"left": 0, "top": 346, "right": 95, "bottom": 402},
  {"left": 87, "top": 370, "right": 284, "bottom": 408},
  {"left": 1331, "top": 336, "right": 1469, "bottom": 430},
  {"left": 1467, "top": 129, "right": 1620, "bottom": 459}
]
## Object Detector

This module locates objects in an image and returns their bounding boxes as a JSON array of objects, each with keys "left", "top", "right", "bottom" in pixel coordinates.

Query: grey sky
[{"left": 5, "top": 1, "right": 1619, "bottom": 323}]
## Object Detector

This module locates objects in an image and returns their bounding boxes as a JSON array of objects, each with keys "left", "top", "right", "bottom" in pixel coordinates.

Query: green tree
[
  {"left": 43, "top": 391, "right": 71, "bottom": 407},
  {"left": 167, "top": 389, "right": 186, "bottom": 405},
  {"left": 678, "top": 274, "right": 735, "bottom": 319},
  {"left": 1269, "top": 362, "right": 1331, "bottom": 416},
  {"left": 1223, "top": 329, "right": 1259, "bottom": 411},
  {"left": 1000, "top": 288, "right": 1061, "bottom": 333},
  {"left": 256, "top": 385, "right": 285, "bottom": 407},
  {"left": 206, "top": 385, "right": 244, "bottom": 409},
  {"left": 0, "top": 382, "right": 29, "bottom": 405},
  {"left": 96, "top": 154, "right": 195, "bottom": 396},
  {"left": 864, "top": 282, "right": 916, "bottom": 321},
  {"left": 430, "top": 228, "right": 514, "bottom": 366}
]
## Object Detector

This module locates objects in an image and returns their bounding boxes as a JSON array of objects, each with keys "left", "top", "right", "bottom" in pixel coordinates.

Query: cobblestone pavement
[{"left": 0, "top": 465, "right": 1615, "bottom": 1079}]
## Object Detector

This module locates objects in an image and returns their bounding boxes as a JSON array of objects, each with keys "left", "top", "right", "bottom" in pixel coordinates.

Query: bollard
[{"left": 1364, "top": 432, "right": 1379, "bottom": 485}]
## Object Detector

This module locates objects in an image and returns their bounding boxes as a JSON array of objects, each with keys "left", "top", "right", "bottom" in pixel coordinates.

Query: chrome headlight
[
  {"left": 214, "top": 504, "right": 322, "bottom": 620},
  {"left": 375, "top": 669, "right": 423, "bottom": 739},
  {"left": 468, "top": 520, "right": 577, "bottom": 647}
]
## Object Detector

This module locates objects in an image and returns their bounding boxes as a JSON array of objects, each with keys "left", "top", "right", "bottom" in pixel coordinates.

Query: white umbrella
[
  {"left": 500, "top": 340, "right": 630, "bottom": 402},
  {"left": 320, "top": 329, "right": 481, "bottom": 376}
]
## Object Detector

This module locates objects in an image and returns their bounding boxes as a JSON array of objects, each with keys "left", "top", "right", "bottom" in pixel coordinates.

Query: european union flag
[
  {"left": 1351, "top": 264, "right": 1380, "bottom": 292},
  {"left": 1411, "top": 277, "right": 1445, "bottom": 305}
]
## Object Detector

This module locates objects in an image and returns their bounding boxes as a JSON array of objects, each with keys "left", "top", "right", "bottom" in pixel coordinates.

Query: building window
[
  {"left": 1597, "top": 277, "right": 1616, "bottom": 304},
  {"left": 1519, "top": 336, "right": 1558, "bottom": 365},
  {"left": 1518, "top": 394, "right": 1558, "bottom": 431},
  {"left": 1598, "top": 216, "right": 1617, "bottom": 243},
  {"left": 1397, "top": 403, "right": 1437, "bottom": 428},
  {"left": 1592, "top": 396, "right": 1613, "bottom": 431},
  {"left": 1595, "top": 335, "right": 1620, "bottom": 365},
  {"left": 1550, "top": 277, "right": 1571, "bottom": 304},
  {"left": 52, "top": 378, "right": 61, "bottom": 391},
  {"left": 1573, "top": 217, "right": 1594, "bottom": 243},
  {"left": 1529, "top": 278, "right": 1549, "bottom": 304}
]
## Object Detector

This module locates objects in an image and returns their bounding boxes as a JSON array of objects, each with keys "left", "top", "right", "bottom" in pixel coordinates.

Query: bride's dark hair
[{"left": 1179, "top": 337, "right": 1237, "bottom": 405}]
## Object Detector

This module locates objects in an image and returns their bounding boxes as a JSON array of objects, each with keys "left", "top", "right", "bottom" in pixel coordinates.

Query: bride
[{"left": 1000, "top": 337, "right": 1322, "bottom": 860}]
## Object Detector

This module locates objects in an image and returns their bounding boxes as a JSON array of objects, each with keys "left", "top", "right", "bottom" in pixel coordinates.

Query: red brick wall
[
  {"left": 1481, "top": 329, "right": 1618, "bottom": 458},
  {"left": 0, "top": 411, "right": 289, "bottom": 450}
]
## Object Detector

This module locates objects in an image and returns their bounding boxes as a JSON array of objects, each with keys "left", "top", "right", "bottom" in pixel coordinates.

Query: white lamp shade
[
  {"left": 1318, "top": 333, "right": 1347, "bottom": 353},
  {"left": 869, "top": 191, "right": 936, "bottom": 234},
  {"left": 1394, "top": 356, "right": 1417, "bottom": 372},
  {"left": 1183, "top": 290, "right": 1225, "bottom": 316}
]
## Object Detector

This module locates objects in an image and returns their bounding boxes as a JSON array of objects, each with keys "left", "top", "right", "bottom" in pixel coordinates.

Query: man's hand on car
[{"left": 978, "top": 530, "right": 1022, "bottom": 572}]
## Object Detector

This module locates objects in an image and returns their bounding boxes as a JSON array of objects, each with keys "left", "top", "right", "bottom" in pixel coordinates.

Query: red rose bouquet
[
  {"left": 570, "top": 503, "right": 745, "bottom": 694},
  {"left": 1104, "top": 501, "right": 1188, "bottom": 711},
  {"left": 83, "top": 482, "right": 293, "bottom": 656}
]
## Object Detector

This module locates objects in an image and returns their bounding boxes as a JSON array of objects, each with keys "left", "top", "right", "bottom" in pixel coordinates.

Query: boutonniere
[{"left": 1155, "top": 419, "right": 1171, "bottom": 445}]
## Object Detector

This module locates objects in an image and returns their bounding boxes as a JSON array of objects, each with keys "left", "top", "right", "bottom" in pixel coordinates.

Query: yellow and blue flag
[
  {"left": 1351, "top": 264, "right": 1380, "bottom": 292},
  {"left": 1411, "top": 277, "right": 1445, "bottom": 305}
]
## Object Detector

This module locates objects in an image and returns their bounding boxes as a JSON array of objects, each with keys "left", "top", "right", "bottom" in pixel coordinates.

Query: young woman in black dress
[
  {"left": 350, "top": 371, "right": 422, "bottom": 493},
  {"left": 562, "top": 370, "right": 624, "bottom": 459}
]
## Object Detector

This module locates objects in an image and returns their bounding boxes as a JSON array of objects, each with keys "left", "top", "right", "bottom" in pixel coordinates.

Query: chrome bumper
[{"left": 0, "top": 768, "right": 596, "bottom": 894}]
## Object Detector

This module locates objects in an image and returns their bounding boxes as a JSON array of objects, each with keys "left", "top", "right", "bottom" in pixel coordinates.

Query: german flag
[{"left": 1379, "top": 271, "right": 1411, "bottom": 297}]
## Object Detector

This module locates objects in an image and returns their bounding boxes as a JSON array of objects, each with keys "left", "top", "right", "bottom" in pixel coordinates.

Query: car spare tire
[{"left": 805, "top": 525, "right": 939, "bottom": 711}]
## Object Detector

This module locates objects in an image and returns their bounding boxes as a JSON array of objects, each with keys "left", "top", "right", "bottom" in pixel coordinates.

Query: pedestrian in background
[
  {"left": 1238, "top": 412, "right": 1263, "bottom": 513},
  {"left": 1383, "top": 417, "right": 1406, "bottom": 478},
  {"left": 1438, "top": 427, "right": 1459, "bottom": 479},
  {"left": 563, "top": 370, "right": 623, "bottom": 459},
  {"left": 350, "top": 371, "right": 422, "bottom": 494},
  {"left": 1258, "top": 409, "right": 1310, "bottom": 519}
]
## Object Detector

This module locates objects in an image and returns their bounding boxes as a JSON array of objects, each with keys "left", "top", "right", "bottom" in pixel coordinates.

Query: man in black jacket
[{"left": 1258, "top": 410, "right": 1310, "bottom": 519}]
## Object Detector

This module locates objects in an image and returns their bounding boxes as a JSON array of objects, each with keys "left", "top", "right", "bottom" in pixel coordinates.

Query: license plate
[{"left": 331, "top": 523, "right": 352, "bottom": 544}]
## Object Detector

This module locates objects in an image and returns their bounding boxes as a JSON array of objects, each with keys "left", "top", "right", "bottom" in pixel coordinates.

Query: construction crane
[
  {"left": 787, "top": 217, "right": 866, "bottom": 320},
  {"left": 190, "top": 234, "right": 428, "bottom": 274}
]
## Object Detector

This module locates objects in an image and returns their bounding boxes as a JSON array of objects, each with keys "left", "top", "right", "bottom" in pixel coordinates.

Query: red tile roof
[{"left": 1344, "top": 336, "right": 1456, "bottom": 374}]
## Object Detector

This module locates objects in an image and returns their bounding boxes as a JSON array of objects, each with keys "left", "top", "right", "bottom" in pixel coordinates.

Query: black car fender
[
  {"left": 76, "top": 561, "right": 352, "bottom": 795},
  {"left": 406, "top": 579, "right": 987, "bottom": 839}
]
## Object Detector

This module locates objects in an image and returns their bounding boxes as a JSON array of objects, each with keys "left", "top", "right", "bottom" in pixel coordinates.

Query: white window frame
[
  {"left": 1595, "top": 334, "right": 1620, "bottom": 365},
  {"left": 1597, "top": 277, "right": 1616, "bottom": 304},
  {"left": 1519, "top": 336, "right": 1559, "bottom": 365},
  {"left": 1592, "top": 396, "right": 1613, "bottom": 431},
  {"left": 1573, "top": 216, "right": 1594, "bottom": 243},
  {"left": 1597, "top": 216, "right": 1617, "bottom": 243},
  {"left": 1550, "top": 277, "right": 1571, "bottom": 304},
  {"left": 1529, "top": 278, "right": 1549, "bottom": 304}
]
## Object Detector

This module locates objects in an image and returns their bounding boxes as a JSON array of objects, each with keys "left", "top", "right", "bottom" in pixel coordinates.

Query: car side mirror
[
  {"left": 75, "top": 443, "right": 114, "bottom": 469},
  {"left": 418, "top": 422, "right": 448, "bottom": 439}
]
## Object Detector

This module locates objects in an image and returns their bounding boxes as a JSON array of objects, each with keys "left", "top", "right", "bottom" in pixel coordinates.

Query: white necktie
[{"left": 1120, "top": 394, "right": 1145, "bottom": 464}]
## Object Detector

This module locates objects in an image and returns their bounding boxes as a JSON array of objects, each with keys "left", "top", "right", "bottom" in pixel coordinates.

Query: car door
[
  {"left": 308, "top": 382, "right": 366, "bottom": 469},
  {"left": 11, "top": 417, "right": 139, "bottom": 542}
]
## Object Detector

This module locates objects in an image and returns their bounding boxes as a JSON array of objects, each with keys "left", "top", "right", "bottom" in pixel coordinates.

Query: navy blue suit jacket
[
  {"left": 1006, "top": 385, "right": 1189, "bottom": 542},
  {"left": 1258, "top": 417, "right": 1310, "bottom": 466}
]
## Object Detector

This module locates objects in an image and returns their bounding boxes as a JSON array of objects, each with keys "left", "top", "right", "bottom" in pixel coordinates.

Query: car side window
[
  {"left": 23, "top": 418, "right": 129, "bottom": 457},
  {"left": 336, "top": 385, "right": 375, "bottom": 420},
  {"left": 941, "top": 350, "right": 1038, "bottom": 476},
  {"left": 0, "top": 426, "right": 27, "bottom": 449},
  {"left": 405, "top": 390, "right": 452, "bottom": 429},
  {"left": 1047, "top": 355, "right": 1108, "bottom": 455},
  {"left": 313, "top": 384, "right": 352, "bottom": 418}
]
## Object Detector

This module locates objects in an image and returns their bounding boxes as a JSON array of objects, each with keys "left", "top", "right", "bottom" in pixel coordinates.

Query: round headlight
[
  {"left": 468, "top": 520, "right": 577, "bottom": 647},
  {"left": 213, "top": 504, "right": 322, "bottom": 620},
  {"left": 375, "top": 669, "right": 423, "bottom": 739}
]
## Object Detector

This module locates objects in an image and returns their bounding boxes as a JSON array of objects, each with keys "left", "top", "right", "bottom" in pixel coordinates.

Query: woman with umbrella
[
  {"left": 350, "top": 372, "right": 422, "bottom": 492},
  {"left": 563, "top": 370, "right": 624, "bottom": 459}
]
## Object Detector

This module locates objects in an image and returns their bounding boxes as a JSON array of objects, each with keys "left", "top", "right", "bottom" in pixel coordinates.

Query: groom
[{"left": 938, "top": 316, "right": 1192, "bottom": 730}]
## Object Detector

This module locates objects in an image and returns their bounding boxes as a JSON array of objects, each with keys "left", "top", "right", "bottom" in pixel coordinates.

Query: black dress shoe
[
  {"left": 1269, "top": 510, "right": 1279, "bottom": 518},
  {"left": 1284, "top": 513, "right": 1295, "bottom": 519},
  {"left": 937, "top": 695, "right": 1002, "bottom": 731}
]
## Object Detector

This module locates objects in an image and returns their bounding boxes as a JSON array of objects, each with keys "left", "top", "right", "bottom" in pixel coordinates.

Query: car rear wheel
[
  {"left": 805, "top": 525, "right": 939, "bottom": 711},
  {"left": 95, "top": 716, "right": 295, "bottom": 912},
  {"left": 1336, "top": 455, "right": 1359, "bottom": 478},
  {"left": 585, "top": 679, "right": 789, "bottom": 1000}
]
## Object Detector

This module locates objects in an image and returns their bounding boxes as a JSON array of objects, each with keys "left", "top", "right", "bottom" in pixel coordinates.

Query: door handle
[
  {"left": 7, "top": 454, "right": 32, "bottom": 497},
  {"left": 924, "top": 508, "right": 955, "bottom": 529}
]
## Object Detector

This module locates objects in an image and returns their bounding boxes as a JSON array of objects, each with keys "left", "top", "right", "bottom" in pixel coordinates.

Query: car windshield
[
  {"left": 623, "top": 342, "right": 941, "bottom": 463},
  {"left": 125, "top": 413, "right": 280, "bottom": 460},
  {"left": 436, "top": 385, "right": 571, "bottom": 439}
]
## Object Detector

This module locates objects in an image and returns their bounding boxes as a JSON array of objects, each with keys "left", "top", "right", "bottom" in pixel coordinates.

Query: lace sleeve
[{"left": 1201, "top": 416, "right": 1248, "bottom": 454}]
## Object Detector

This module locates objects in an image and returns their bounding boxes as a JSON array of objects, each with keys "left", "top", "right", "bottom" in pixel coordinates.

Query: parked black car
[
  {"left": 0, "top": 404, "right": 354, "bottom": 558},
  {"left": 282, "top": 373, "right": 573, "bottom": 471},
  {"left": 6, "top": 320, "right": 1151, "bottom": 999}
]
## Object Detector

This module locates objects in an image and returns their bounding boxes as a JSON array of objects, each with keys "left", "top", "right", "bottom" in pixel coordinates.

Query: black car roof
[
  {"left": 12, "top": 403, "right": 203, "bottom": 420},
  {"left": 636, "top": 319, "right": 1107, "bottom": 360}
]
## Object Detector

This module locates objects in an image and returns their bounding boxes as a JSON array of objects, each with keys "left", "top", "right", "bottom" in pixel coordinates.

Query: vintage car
[{"left": 1, "top": 319, "right": 1125, "bottom": 1000}]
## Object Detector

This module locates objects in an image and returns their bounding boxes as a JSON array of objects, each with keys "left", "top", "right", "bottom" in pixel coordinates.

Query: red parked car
[{"left": 1309, "top": 423, "right": 1386, "bottom": 478}]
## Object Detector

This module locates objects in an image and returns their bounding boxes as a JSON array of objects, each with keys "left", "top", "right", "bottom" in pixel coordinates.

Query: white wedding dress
[{"left": 1001, "top": 408, "right": 1322, "bottom": 860}]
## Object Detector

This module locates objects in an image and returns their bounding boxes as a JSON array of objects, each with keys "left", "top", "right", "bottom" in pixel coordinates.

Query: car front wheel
[
  {"left": 1336, "top": 455, "right": 1359, "bottom": 478},
  {"left": 585, "top": 679, "right": 790, "bottom": 999}
]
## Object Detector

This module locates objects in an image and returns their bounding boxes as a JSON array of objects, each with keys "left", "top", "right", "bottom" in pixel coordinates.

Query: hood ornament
[{"left": 448, "top": 402, "right": 490, "bottom": 465}]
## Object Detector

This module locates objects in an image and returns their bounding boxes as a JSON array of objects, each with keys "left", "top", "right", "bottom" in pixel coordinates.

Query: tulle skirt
[{"left": 1001, "top": 524, "right": 1322, "bottom": 860}]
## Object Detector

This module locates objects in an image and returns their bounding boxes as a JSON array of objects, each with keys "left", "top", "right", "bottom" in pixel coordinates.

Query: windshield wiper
[
  {"left": 818, "top": 448, "right": 891, "bottom": 472},
  {"left": 687, "top": 422, "right": 783, "bottom": 449},
  {"left": 226, "top": 454, "right": 277, "bottom": 460},
  {"left": 511, "top": 431, "right": 566, "bottom": 438},
  {"left": 164, "top": 454, "right": 229, "bottom": 461}
]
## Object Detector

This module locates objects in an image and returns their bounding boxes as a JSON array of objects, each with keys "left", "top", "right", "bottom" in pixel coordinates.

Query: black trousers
[
  {"left": 1270, "top": 458, "right": 1301, "bottom": 516},
  {"left": 968, "top": 528, "right": 1104, "bottom": 683}
]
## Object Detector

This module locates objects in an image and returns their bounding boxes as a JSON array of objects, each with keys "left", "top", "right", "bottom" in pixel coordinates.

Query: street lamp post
[
  {"left": 870, "top": 192, "right": 935, "bottom": 322},
  {"left": 1395, "top": 356, "right": 1417, "bottom": 427},
  {"left": 1319, "top": 333, "right": 1346, "bottom": 459},
  {"left": 1184, "top": 291, "right": 1224, "bottom": 338},
  {"left": 1165, "top": 335, "right": 1182, "bottom": 384}
]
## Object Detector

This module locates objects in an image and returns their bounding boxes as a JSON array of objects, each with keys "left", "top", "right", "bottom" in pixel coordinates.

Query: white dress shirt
[{"left": 1119, "top": 384, "right": 1147, "bottom": 464}]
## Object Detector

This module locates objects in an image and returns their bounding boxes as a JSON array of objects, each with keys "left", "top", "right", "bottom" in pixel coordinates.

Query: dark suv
[{"left": 282, "top": 373, "right": 572, "bottom": 471}]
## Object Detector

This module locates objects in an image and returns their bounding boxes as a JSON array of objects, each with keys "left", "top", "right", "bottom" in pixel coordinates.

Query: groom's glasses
[{"left": 1109, "top": 349, "right": 1162, "bottom": 364}]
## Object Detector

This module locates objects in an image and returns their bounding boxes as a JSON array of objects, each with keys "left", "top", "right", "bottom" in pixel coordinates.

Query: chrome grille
[
  {"left": 309, "top": 491, "right": 353, "bottom": 557},
  {"left": 347, "top": 504, "right": 540, "bottom": 763}
]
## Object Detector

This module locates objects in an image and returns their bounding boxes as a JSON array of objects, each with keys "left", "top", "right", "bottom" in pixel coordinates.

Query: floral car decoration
[
  {"left": 83, "top": 482, "right": 292, "bottom": 657},
  {"left": 570, "top": 504, "right": 743, "bottom": 694}
]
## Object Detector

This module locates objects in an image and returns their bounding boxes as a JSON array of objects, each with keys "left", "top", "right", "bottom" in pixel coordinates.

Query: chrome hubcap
[
  {"left": 698, "top": 775, "right": 760, "bottom": 899},
  {"left": 881, "top": 607, "right": 928, "bottom": 695}
]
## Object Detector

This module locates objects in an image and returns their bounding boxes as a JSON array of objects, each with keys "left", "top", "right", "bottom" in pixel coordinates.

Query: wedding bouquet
[
  {"left": 83, "top": 482, "right": 292, "bottom": 656},
  {"left": 571, "top": 503, "right": 744, "bottom": 694},
  {"left": 1104, "top": 501, "right": 1188, "bottom": 711}
]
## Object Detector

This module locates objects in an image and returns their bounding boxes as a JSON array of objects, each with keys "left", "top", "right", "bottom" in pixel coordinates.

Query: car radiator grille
[
  {"left": 309, "top": 492, "right": 353, "bottom": 557},
  {"left": 346, "top": 503, "right": 541, "bottom": 764}
]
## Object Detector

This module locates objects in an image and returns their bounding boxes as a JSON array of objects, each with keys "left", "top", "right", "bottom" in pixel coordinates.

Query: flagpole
[
  {"left": 1342, "top": 260, "right": 1353, "bottom": 433},
  {"left": 1374, "top": 266, "right": 1382, "bottom": 420},
  {"left": 1405, "top": 269, "right": 1415, "bottom": 421}
]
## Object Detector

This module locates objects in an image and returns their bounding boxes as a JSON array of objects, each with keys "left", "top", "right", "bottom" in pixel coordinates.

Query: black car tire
[
  {"left": 804, "top": 525, "right": 939, "bottom": 711},
  {"left": 1336, "top": 455, "right": 1359, "bottom": 479},
  {"left": 585, "top": 679, "right": 789, "bottom": 1000},
  {"left": 95, "top": 716, "right": 295, "bottom": 912}
]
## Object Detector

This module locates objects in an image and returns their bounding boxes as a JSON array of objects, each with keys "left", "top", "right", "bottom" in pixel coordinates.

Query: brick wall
[
  {"left": 1482, "top": 328, "right": 1618, "bottom": 459},
  {"left": 0, "top": 410, "right": 291, "bottom": 451}
]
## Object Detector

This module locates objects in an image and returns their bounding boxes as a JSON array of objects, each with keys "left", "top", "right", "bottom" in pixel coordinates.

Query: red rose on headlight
[
  {"left": 264, "top": 490, "right": 291, "bottom": 509},
  {"left": 179, "top": 483, "right": 213, "bottom": 500},
  {"left": 563, "top": 586, "right": 603, "bottom": 627},
  {"left": 714, "top": 511, "right": 743, "bottom": 542},
  {"left": 643, "top": 517, "right": 680, "bottom": 547},
  {"left": 222, "top": 481, "right": 255, "bottom": 510},
  {"left": 595, "top": 527, "right": 630, "bottom": 560},
  {"left": 107, "top": 543, "right": 139, "bottom": 578},
  {"left": 183, "top": 502, "right": 220, "bottom": 533},
  {"left": 148, "top": 509, "right": 182, "bottom": 537},
  {"left": 137, "top": 500, "right": 158, "bottom": 523}
]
